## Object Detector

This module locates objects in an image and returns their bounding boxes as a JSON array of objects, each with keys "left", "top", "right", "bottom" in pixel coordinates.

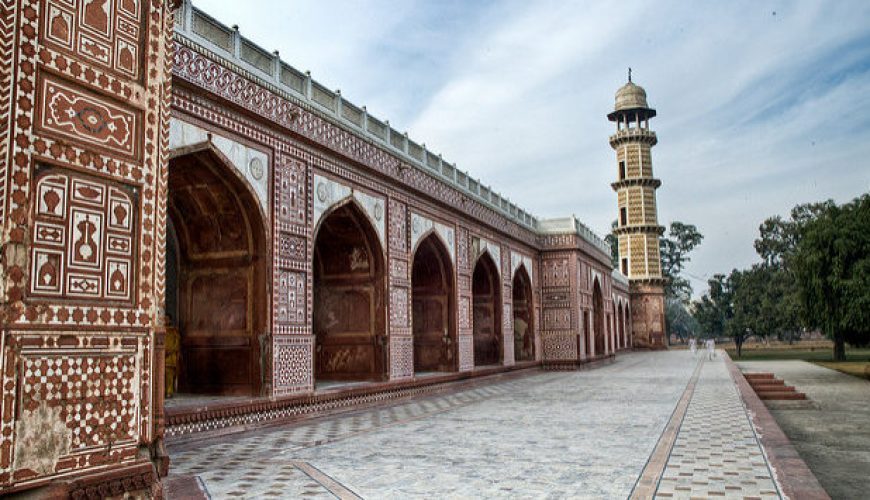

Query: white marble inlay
[
  {"left": 472, "top": 237, "right": 501, "bottom": 277},
  {"left": 169, "top": 119, "right": 270, "bottom": 217},
  {"left": 312, "top": 174, "right": 385, "bottom": 248},
  {"left": 410, "top": 213, "right": 455, "bottom": 264},
  {"left": 510, "top": 251, "right": 534, "bottom": 283}
]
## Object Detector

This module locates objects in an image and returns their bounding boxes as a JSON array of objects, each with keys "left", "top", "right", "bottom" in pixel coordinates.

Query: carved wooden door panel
[{"left": 413, "top": 295, "right": 449, "bottom": 372}]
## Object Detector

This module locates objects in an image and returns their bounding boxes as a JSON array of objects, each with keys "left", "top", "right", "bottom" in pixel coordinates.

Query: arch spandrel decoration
[
  {"left": 169, "top": 119, "right": 270, "bottom": 217},
  {"left": 410, "top": 212, "right": 455, "bottom": 265},
  {"left": 312, "top": 174, "right": 386, "bottom": 248},
  {"left": 590, "top": 268, "right": 604, "bottom": 293},
  {"left": 510, "top": 251, "right": 534, "bottom": 283},
  {"left": 472, "top": 237, "right": 501, "bottom": 279}
]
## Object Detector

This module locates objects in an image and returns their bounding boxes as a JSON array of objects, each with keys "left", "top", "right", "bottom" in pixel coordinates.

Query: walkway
[
  {"left": 738, "top": 360, "right": 870, "bottom": 500},
  {"left": 166, "top": 352, "right": 791, "bottom": 499}
]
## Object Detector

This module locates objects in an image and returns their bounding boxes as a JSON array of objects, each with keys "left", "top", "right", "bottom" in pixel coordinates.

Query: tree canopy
[
  {"left": 697, "top": 194, "right": 869, "bottom": 360},
  {"left": 793, "top": 194, "right": 870, "bottom": 360}
]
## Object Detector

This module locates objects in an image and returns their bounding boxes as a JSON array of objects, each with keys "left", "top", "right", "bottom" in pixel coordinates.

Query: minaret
[{"left": 608, "top": 70, "right": 667, "bottom": 349}]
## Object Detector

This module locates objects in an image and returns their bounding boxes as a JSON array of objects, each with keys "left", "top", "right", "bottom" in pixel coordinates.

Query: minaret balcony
[
  {"left": 609, "top": 128, "right": 657, "bottom": 147},
  {"left": 614, "top": 223, "right": 665, "bottom": 236},
  {"left": 611, "top": 177, "right": 661, "bottom": 191}
]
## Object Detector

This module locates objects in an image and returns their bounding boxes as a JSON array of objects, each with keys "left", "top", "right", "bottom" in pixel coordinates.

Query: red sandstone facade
[{"left": 0, "top": 1, "right": 632, "bottom": 496}]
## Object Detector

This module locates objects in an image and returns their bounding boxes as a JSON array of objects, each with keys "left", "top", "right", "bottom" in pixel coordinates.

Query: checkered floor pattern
[{"left": 655, "top": 356, "right": 781, "bottom": 499}]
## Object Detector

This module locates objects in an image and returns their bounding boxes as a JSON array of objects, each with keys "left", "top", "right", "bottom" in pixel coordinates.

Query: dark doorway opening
[
  {"left": 411, "top": 234, "right": 456, "bottom": 373},
  {"left": 313, "top": 202, "right": 386, "bottom": 382},
  {"left": 593, "top": 280, "right": 605, "bottom": 356},
  {"left": 472, "top": 253, "right": 502, "bottom": 366},
  {"left": 167, "top": 148, "right": 268, "bottom": 396},
  {"left": 512, "top": 267, "right": 534, "bottom": 362}
]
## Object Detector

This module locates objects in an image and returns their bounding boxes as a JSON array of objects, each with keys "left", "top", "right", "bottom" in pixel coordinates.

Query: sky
[{"left": 192, "top": 0, "right": 870, "bottom": 298}]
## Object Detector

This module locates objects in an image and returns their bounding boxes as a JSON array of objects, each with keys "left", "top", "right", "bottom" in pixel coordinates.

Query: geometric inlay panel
[
  {"left": 17, "top": 351, "right": 138, "bottom": 455},
  {"left": 29, "top": 168, "right": 137, "bottom": 303},
  {"left": 273, "top": 336, "right": 313, "bottom": 396},
  {"left": 276, "top": 270, "right": 306, "bottom": 325},
  {"left": 42, "top": 0, "right": 145, "bottom": 81}
]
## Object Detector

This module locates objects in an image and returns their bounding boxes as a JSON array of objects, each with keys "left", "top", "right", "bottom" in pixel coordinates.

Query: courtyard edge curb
[{"left": 723, "top": 351, "right": 830, "bottom": 500}]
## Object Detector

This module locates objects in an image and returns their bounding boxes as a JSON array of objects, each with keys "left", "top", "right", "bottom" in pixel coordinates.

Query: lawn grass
[
  {"left": 814, "top": 361, "right": 870, "bottom": 381},
  {"left": 721, "top": 341, "right": 870, "bottom": 381},
  {"left": 725, "top": 348, "right": 870, "bottom": 362}
]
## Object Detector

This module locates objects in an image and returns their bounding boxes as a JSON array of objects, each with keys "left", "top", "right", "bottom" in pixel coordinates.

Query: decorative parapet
[
  {"left": 537, "top": 216, "right": 611, "bottom": 257},
  {"left": 175, "top": 1, "right": 539, "bottom": 229},
  {"left": 608, "top": 128, "right": 657, "bottom": 146},
  {"left": 174, "top": 1, "right": 610, "bottom": 256}
]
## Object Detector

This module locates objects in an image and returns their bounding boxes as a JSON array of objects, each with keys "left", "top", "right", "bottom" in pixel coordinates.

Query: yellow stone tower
[{"left": 608, "top": 71, "right": 667, "bottom": 348}]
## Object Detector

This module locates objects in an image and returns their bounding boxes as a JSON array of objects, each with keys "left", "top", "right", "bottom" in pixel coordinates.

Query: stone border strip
[
  {"left": 630, "top": 356, "right": 705, "bottom": 499},
  {"left": 723, "top": 351, "right": 830, "bottom": 500},
  {"left": 292, "top": 461, "right": 363, "bottom": 500}
]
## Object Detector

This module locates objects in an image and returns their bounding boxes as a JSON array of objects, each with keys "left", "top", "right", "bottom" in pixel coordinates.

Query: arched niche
[
  {"left": 167, "top": 146, "right": 269, "bottom": 396},
  {"left": 472, "top": 252, "right": 502, "bottom": 366},
  {"left": 512, "top": 265, "right": 534, "bottom": 362},
  {"left": 593, "top": 278, "right": 605, "bottom": 356},
  {"left": 411, "top": 233, "right": 456, "bottom": 373},
  {"left": 313, "top": 201, "right": 387, "bottom": 382}
]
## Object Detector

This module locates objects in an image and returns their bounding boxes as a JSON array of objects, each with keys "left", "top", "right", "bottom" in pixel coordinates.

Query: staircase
[{"left": 743, "top": 372, "right": 807, "bottom": 400}]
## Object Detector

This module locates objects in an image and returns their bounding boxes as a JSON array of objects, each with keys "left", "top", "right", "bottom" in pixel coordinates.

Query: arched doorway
[
  {"left": 167, "top": 148, "right": 268, "bottom": 396},
  {"left": 472, "top": 253, "right": 502, "bottom": 366},
  {"left": 411, "top": 233, "right": 456, "bottom": 373},
  {"left": 593, "top": 279, "right": 605, "bottom": 356},
  {"left": 618, "top": 303, "right": 626, "bottom": 350},
  {"left": 313, "top": 202, "right": 386, "bottom": 382},
  {"left": 512, "top": 266, "right": 534, "bottom": 362}
]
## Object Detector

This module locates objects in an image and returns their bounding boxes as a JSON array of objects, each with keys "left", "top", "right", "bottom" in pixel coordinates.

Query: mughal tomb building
[{"left": 0, "top": 0, "right": 652, "bottom": 496}]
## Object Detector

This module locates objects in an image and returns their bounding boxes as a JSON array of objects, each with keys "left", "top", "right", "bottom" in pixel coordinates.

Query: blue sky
[{"left": 192, "top": 0, "right": 870, "bottom": 297}]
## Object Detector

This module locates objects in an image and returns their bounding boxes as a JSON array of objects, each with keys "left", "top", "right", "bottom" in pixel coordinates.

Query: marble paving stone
[{"left": 167, "top": 351, "right": 785, "bottom": 499}]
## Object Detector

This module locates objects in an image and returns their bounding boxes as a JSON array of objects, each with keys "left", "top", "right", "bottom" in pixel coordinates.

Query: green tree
[
  {"left": 666, "top": 299, "right": 699, "bottom": 342},
  {"left": 755, "top": 200, "right": 835, "bottom": 266},
  {"left": 605, "top": 219, "right": 619, "bottom": 269},
  {"left": 750, "top": 202, "right": 829, "bottom": 343},
  {"left": 793, "top": 194, "right": 870, "bottom": 360},
  {"left": 660, "top": 222, "right": 704, "bottom": 303},
  {"left": 694, "top": 273, "right": 732, "bottom": 341}
]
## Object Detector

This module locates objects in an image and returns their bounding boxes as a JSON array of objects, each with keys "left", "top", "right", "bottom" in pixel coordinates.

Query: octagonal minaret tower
[{"left": 608, "top": 70, "right": 667, "bottom": 349}]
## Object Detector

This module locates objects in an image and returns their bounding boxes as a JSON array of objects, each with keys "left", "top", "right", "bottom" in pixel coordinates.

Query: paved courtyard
[{"left": 168, "top": 351, "right": 784, "bottom": 499}]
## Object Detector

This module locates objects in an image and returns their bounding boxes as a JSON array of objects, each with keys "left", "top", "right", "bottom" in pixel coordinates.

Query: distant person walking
[
  {"left": 689, "top": 338, "right": 697, "bottom": 355},
  {"left": 706, "top": 338, "right": 716, "bottom": 360}
]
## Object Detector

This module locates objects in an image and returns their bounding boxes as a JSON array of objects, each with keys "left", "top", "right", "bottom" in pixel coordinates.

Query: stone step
[
  {"left": 749, "top": 380, "right": 786, "bottom": 389},
  {"left": 755, "top": 385, "right": 798, "bottom": 394},
  {"left": 743, "top": 371, "right": 808, "bottom": 401},
  {"left": 758, "top": 391, "right": 807, "bottom": 400}
]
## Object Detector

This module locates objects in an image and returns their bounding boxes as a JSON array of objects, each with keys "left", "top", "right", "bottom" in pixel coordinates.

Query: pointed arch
[
  {"left": 167, "top": 146, "right": 269, "bottom": 396},
  {"left": 512, "top": 264, "right": 534, "bottom": 362},
  {"left": 472, "top": 252, "right": 502, "bottom": 366},
  {"left": 411, "top": 233, "right": 457, "bottom": 373},
  {"left": 313, "top": 174, "right": 386, "bottom": 249},
  {"left": 411, "top": 226, "right": 454, "bottom": 265},
  {"left": 313, "top": 201, "right": 387, "bottom": 382},
  {"left": 592, "top": 277, "right": 605, "bottom": 357},
  {"left": 617, "top": 301, "right": 625, "bottom": 350}
]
